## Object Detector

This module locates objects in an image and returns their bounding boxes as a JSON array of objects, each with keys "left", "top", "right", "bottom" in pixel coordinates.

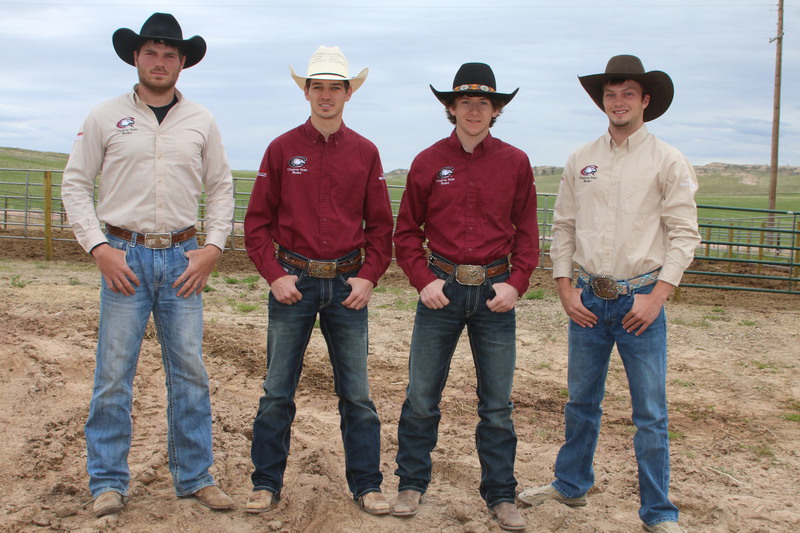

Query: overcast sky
[{"left": 1, "top": 0, "right": 797, "bottom": 172}]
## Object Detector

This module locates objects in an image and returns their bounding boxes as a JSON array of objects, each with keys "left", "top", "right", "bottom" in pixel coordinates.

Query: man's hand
[
  {"left": 556, "top": 277, "right": 597, "bottom": 328},
  {"left": 621, "top": 281, "right": 673, "bottom": 335},
  {"left": 486, "top": 282, "right": 518, "bottom": 312},
  {"left": 270, "top": 274, "right": 302, "bottom": 305},
  {"left": 92, "top": 243, "right": 140, "bottom": 296},
  {"left": 173, "top": 245, "right": 223, "bottom": 297},
  {"left": 342, "top": 277, "right": 374, "bottom": 310},
  {"left": 419, "top": 278, "right": 449, "bottom": 309}
]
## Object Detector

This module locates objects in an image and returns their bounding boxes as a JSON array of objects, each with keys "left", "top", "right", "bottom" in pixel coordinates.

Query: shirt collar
[
  {"left": 130, "top": 85, "right": 183, "bottom": 106},
  {"left": 302, "top": 118, "right": 349, "bottom": 143},
  {"left": 446, "top": 129, "right": 494, "bottom": 155},
  {"left": 605, "top": 124, "right": 649, "bottom": 153}
]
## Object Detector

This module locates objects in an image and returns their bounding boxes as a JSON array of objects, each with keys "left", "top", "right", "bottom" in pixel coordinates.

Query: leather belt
[
  {"left": 578, "top": 267, "right": 660, "bottom": 300},
  {"left": 277, "top": 249, "right": 362, "bottom": 278},
  {"left": 429, "top": 256, "right": 509, "bottom": 286},
  {"left": 106, "top": 224, "right": 196, "bottom": 249}
]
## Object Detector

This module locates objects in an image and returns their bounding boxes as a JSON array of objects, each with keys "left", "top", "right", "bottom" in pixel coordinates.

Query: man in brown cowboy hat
[
  {"left": 392, "top": 62, "right": 539, "bottom": 531},
  {"left": 518, "top": 55, "right": 700, "bottom": 533},
  {"left": 244, "top": 46, "right": 393, "bottom": 515},
  {"left": 61, "top": 12, "right": 235, "bottom": 517}
]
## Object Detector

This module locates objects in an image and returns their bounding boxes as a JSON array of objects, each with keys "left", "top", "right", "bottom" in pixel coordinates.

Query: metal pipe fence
[{"left": 1, "top": 168, "right": 798, "bottom": 294}]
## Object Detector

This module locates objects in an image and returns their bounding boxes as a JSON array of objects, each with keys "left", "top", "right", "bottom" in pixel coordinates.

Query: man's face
[
  {"left": 602, "top": 79, "right": 650, "bottom": 130},
  {"left": 134, "top": 41, "right": 185, "bottom": 94},
  {"left": 304, "top": 79, "right": 352, "bottom": 121},
  {"left": 448, "top": 95, "right": 499, "bottom": 141}
]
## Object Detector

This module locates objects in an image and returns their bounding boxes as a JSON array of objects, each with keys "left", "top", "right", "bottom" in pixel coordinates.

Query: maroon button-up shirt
[
  {"left": 394, "top": 130, "right": 539, "bottom": 295},
  {"left": 245, "top": 119, "right": 393, "bottom": 285}
]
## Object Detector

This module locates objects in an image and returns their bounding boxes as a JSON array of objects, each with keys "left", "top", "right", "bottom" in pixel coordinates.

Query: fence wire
[{"left": 1, "top": 168, "right": 797, "bottom": 294}]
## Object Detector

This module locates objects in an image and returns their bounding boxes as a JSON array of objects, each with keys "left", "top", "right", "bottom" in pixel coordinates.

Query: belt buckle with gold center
[
  {"left": 144, "top": 232, "right": 172, "bottom": 249},
  {"left": 590, "top": 276, "right": 620, "bottom": 300},
  {"left": 308, "top": 260, "right": 337, "bottom": 278},
  {"left": 455, "top": 265, "right": 486, "bottom": 286}
]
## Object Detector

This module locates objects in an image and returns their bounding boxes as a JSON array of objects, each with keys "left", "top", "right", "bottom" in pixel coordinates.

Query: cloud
[{"left": 0, "top": 1, "right": 797, "bottom": 170}]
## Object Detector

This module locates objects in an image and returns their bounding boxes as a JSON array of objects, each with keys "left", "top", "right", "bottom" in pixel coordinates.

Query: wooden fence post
[{"left": 44, "top": 171, "right": 53, "bottom": 261}]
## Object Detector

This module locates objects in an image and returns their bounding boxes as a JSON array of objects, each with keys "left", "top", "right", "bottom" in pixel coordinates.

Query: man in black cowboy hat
[
  {"left": 518, "top": 55, "right": 699, "bottom": 533},
  {"left": 392, "top": 62, "right": 539, "bottom": 531},
  {"left": 61, "top": 13, "right": 235, "bottom": 517}
]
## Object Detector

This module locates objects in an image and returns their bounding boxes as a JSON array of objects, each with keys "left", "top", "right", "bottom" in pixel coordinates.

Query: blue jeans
[
  {"left": 250, "top": 257, "right": 382, "bottom": 499},
  {"left": 551, "top": 280, "right": 679, "bottom": 526},
  {"left": 395, "top": 260, "right": 518, "bottom": 507},
  {"left": 85, "top": 232, "right": 215, "bottom": 498}
]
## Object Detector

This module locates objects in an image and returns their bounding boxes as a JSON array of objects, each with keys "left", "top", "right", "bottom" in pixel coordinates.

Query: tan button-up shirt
[
  {"left": 550, "top": 125, "right": 700, "bottom": 286},
  {"left": 62, "top": 87, "right": 234, "bottom": 253}
]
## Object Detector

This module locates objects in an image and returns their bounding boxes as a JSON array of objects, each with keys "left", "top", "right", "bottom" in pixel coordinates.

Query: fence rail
[{"left": 1, "top": 168, "right": 798, "bottom": 294}]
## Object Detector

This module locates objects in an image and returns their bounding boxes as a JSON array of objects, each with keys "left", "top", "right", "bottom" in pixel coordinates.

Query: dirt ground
[{"left": 0, "top": 236, "right": 798, "bottom": 533}]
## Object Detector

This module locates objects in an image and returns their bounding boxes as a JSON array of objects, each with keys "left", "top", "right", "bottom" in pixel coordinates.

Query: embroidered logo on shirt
[
  {"left": 114, "top": 116, "right": 137, "bottom": 136},
  {"left": 579, "top": 165, "right": 599, "bottom": 182},
  {"left": 287, "top": 156, "right": 308, "bottom": 175},
  {"left": 435, "top": 166, "right": 455, "bottom": 185}
]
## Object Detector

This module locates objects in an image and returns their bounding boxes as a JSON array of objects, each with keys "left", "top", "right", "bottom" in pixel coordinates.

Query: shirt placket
[
  {"left": 600, "top": 144, "right": 624, "bottom": 274},
  {"left": 318, "top": 138, "right": 332, "bottom": 258},
  {"left": 464, "top": 155, "right": 479, "bottom": 257},
  {"left": 153, "top": 119, "right": 168, "bottom": 233}
]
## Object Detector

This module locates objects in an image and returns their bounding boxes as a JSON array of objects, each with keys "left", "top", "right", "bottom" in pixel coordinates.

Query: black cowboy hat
[
  {"left": 430, "top": 62, "right": 519, "bottom": 106},
  {"left": 578, "top": 54, "right": 674, "bottom": 122},
  {"left": 112, "top": 13, "right": 206, "bottom": 68}
]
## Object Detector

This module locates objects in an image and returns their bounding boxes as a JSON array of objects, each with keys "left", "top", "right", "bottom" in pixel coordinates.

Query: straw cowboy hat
[
  {"left": 578, "top": 54, "right": 674, "bottom": 122},
  {"left": 290, "top": 46, "right": 369, "bottom": 92},
  {"left": 430, "top": 62, "right": 519, "bottom": 106},
  {"left": 112, "top": 12, "right": 207, "bottom": 68}
]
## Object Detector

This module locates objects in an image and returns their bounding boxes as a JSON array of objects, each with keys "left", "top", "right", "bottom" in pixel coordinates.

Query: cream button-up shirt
[
  {"left": 550, "top": 125, "right": 700, "bottom": 287},
  {"left": 62, "top": 87, "right": 234, "bottom": 253}
]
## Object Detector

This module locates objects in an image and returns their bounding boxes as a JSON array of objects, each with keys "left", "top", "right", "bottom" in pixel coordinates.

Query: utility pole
[{"left": 768, "top": 0, "right": 784, "bottom": 211}]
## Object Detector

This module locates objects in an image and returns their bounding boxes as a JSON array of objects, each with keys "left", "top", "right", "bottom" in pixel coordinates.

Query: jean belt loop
[{"left": 129, "top": 231, "right": 137, "bottom": 247}]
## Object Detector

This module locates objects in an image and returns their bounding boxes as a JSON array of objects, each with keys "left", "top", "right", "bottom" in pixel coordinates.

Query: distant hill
[{"left": 3, "top": 146, "right": 800, "bottom": 198}]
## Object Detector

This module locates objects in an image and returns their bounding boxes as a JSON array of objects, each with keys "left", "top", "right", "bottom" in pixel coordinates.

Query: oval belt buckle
[
  {"left": 590, "top": 276, "right": 620, "bottom": 300},
  {"left": 455, "top": 265, "right": 486, "bottom": 286}
]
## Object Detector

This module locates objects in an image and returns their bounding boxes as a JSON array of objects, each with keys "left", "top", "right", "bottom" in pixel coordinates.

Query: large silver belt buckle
[
  {"left": 308, "top": 260, "right": 337, "bottom": 278},
  {"left": 591, "top": 276, "right": 620, "bottom": 300},
  {"left": 455, "top": 265, "right": 486, "bottom": 286},
  {"left": 144, "top": 232, "right": 172, "bottom": 249}
]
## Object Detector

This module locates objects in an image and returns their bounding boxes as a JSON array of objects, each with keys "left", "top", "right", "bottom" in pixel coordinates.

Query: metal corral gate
[{"left": 1, "top": 168, "right": 798, "bottom": 294}]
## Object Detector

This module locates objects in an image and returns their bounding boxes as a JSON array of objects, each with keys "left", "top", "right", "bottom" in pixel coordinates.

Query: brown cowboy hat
[
  {"left": 578, "top": 55, "right": 674, "bottom": 122},
  {"left": 112, "top": 13, "right": 206, "bottom": 68},
  {"left": 431, "top": 62, "right": 518, "bottom": 106}
]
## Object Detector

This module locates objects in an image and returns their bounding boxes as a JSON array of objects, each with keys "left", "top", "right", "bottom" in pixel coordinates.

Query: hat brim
[
  {"left": 578, "top": 70, "right": 673, "bottom": 122},
  {"left": 430, "top": 85, "right": 518, "bottom": 107},
  {"left": 112, "top": 28, "right": 206, "bottom": 68},
  {"left": 290, "top": 66, "right": 369, "bottom": 93}
]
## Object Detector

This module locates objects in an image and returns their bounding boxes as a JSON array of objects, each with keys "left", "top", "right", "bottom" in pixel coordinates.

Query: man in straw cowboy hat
[
  {"left": 518, "top": 55, "right": 700, "bottom": 533},
  {"left": 61, "top": 13, "right": 235, "bottom": 517},
  {"left": 392, "top": 62, "right": 539, "bottom": 531},
  {"left": 244, "top": 46, "right": 393, "bottom": 515}
]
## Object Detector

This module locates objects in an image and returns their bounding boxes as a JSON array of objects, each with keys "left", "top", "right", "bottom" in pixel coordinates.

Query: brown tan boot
[
  {"left": 245, "top": 490, "right": 277, "bottom": 514},
  {"left": 192, "top": 485, "right": 235, "bottom": 511},
  {"left": 358, "top": 491, "right": 391, "bottom": 515},
  {"left": 391, "top": 490, "right": 422, "bottom": 517},
  {"left": 93, "top": 491, "right": 125, "bottom": 517},
  {"left": 490, "top": 502, "right": 526, "bottom": 531}
]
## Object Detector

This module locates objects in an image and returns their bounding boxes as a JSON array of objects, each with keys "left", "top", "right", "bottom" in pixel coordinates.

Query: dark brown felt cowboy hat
[
  {"left": 578, "top": 54, "right": 674, "bottom": 122},
  {"left": 431, "top": 62, "right": 519, "bottom": 106},
  {"left": 112, "top": 13, "right": 206, "bottom": 68}
]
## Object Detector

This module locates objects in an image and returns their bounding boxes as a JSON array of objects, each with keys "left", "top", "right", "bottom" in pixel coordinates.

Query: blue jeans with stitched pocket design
[{"left": 85, "top": 232, "right": 215, "bottom": 498}]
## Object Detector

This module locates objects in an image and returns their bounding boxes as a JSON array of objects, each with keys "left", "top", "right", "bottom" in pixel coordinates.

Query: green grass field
[{"left": 2, "top": 146, "right": 800, "bottom": 219}]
